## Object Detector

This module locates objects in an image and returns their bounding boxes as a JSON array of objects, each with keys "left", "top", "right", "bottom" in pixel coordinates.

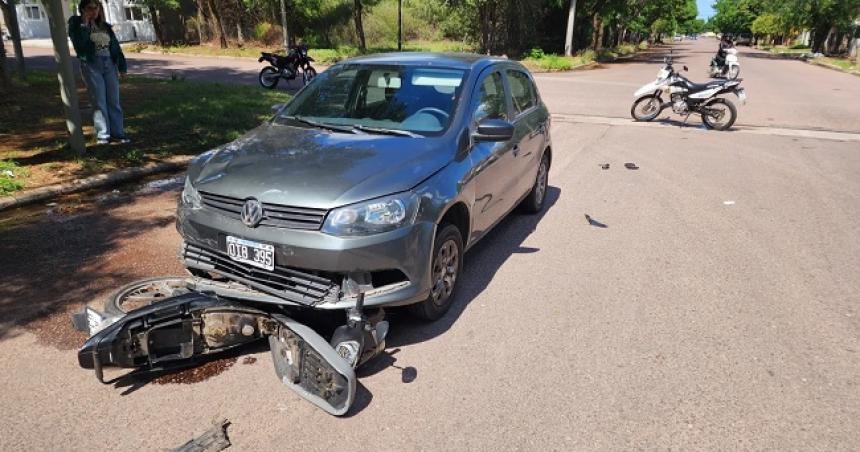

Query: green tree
[{"left": 750, "top": 12, "right": 782, "bottom": 43}]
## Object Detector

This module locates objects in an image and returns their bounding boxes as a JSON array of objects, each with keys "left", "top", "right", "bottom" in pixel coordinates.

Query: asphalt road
[{"left": 2, "top": 39, "right": 858, "bottom": 450}]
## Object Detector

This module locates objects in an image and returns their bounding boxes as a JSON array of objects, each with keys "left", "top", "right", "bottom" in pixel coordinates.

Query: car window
[
  {"left": 280, "top": 65, "right": 466, "bottom": 134},
  {"left": 472, "top": 71, "right": 507, "bottom": 124},
  {"left": 506, "top": 70, "right": 536, "bottom": 114}
]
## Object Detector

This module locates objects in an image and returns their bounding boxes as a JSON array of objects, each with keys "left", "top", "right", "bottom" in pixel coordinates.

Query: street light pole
[
  {"left": 397, "top": 0, "right": 402, "bottom": 51},
  {"left": 279, "top": 0, "right": 289, "bottom": 52}
]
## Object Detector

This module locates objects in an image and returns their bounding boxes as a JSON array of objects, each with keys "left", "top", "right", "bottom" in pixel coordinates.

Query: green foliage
[
  {"left": 527, "top": 48, "right": 546, "bottom": 59},
  {"left": 751, "top": 13, "right": 782, "bottom": 36},
  {"left": 0, "top": 160, "right": 27, "bottom": 195}
]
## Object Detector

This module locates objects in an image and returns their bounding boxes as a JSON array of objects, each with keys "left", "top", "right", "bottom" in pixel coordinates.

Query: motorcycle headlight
[
  {"left": 180, "top": 177, "right": 202, "bottom": 209},
  {"left": 322, "top": 192, "right": 420, "bottom": 236}
]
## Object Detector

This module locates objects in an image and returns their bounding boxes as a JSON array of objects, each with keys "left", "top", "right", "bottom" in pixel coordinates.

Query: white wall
[{"left": 5, "top": 0, "right": 154, "bottom": 42}]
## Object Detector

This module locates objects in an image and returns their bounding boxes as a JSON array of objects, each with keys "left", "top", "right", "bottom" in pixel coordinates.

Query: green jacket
[{"left": 67, "top": 15, "right": 127, "bottom": 73}]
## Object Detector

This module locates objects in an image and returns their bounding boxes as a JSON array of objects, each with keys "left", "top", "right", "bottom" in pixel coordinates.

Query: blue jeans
[{"left": 81, "top": 55, "right": 125, "bottom": 140}]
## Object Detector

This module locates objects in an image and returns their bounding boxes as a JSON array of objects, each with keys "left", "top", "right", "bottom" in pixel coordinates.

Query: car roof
[{"left": 340, "top": 52, "right": 511, "bottom": 71}]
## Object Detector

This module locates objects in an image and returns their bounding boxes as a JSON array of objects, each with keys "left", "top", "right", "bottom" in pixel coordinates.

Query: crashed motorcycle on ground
[
  {"left": 258, "top": 44, "right": 317, "bottom": 89},
  {"left": 74, "top": 271, "right": 387, "bottom": 416},
  {"left": 630, "top": 54, "right": 746, "bottom": 131}
]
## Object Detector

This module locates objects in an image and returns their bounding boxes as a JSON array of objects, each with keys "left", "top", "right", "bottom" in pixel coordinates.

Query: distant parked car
[
  {"left": 735, "top": 33, "right": 752, "bottom": 46},
  {"left": 673, "top": 34, "right": 683, "bottom": 41}
]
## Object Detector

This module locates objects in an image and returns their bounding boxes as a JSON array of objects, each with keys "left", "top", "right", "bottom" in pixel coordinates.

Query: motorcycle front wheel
[
  {"left": 302, "top": 67, "right": 318, "bottom": 86},
  {"left": 727, "top": 66, "right": 740, "bottom": 80},
  {"left": 631, "top": 95, "right": 662, "bottom": 121},
  {"left": 259, "top": 66, "right": 280, "bottom": 89},
  {"left": 701, "top": 98, "right": 737, "bottom": 131}
]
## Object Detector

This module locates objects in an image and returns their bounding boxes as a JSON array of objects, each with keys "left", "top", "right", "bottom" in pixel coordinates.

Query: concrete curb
[
  {"left": 0, "top": 156, "right": 193, "bottom": 212},
  {"left": 807, "top": 59, "right": 860, "bottom": 77}
]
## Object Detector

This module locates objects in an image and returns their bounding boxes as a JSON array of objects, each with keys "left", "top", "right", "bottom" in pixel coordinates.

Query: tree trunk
[
  {"left": 353, "top": 0, "right": 366, "bottom": 52},
  {"left": 0, "top": 27, "right": 9, "bottom": 89},
  {"left": 0, "top": 0, "right": 26, "bottom": 77},
  {"left": 235, "top": 0, "right": 245, "bottom": 47},
  {"left": 207, "top": 0, "right": 229, "bottom": 48},
  {"left": 591, "top": 14, "right": 603, "bottom": 51},
  {"left": 563, "top": 0, "right": 577, "bottom": 56},
  {"left": 42, "top": 0, "right": 85, "bottom": 154},
  {"left": 195, "top": 0, "right": 207, "bottom": 43},
  {"left": 147, "top": 5, "right": 164, "bottom": 46}
]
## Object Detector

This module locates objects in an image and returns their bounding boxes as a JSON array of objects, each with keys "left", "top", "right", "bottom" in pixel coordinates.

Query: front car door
[
  {"left": 468, "top": 67, "right": 518, "bottom": 241},
  {"left": 503, "top": 68, "right": 549, "bottom": 200}
]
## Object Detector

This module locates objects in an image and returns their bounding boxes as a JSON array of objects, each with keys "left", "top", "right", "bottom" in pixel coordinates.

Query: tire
[
  {"left": 728, "top": 66, "right": 740, "bottom": 80},
  {"left": 631, "top": 95, "right": 662, "bottom": 121},
  {"left": 104, "top": 277, "right": 190, "bottom": 316},
  {"left": 259, "top": 66, "right": 280, "bottom": 89},
  {"left": 409, "top": 224, "right": 464, "bottom": 321},
  {"left": 701, "top": 98, "right": 737, "bottom": 131},
  {"left": 302, "top": 66, "right": 318, "bottom": 86},
  {"left": 520, "top": 153, "right": 550, "bottom": 214}
]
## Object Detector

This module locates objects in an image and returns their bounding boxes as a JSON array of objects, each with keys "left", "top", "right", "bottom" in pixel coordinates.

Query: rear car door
[
  {"left": 468, "top": 68, "right": 518, "bottom": 239},
  {"left": 504, "top": 68, "right": 549, "bottom": 200}
]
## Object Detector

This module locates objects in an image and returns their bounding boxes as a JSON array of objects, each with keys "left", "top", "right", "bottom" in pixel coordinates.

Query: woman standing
[{"left": 68, "top": 0, "right": 130, "bottom": 145}]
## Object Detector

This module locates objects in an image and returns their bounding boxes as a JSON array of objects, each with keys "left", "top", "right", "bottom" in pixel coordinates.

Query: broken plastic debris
[
  {"left": 1, "top": 170, "right": 14, "bottom": 178},
  {"left": 599, "top": 163, "right": 610, "bottom": 170},
  {"left": 723, "top": 201, "right": 735, "bottom": 205},
  {"left": 624, "top": 162, "right": 639, "bottom": 170}
]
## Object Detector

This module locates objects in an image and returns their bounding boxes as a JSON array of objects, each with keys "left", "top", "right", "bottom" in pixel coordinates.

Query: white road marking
[{"left": 551, "top": 113, "right": 860, "bottom": 142}]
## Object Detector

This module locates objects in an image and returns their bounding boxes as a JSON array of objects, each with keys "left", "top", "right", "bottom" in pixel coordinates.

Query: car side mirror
[
  {"left": 472, "top": 118, "right": 514, "bottom": 142},
  {"left": 271, "top": 103, "right": 285, "bottom": 114}
]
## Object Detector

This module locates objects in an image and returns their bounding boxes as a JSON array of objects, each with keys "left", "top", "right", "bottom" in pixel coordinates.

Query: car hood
[{"left": 190, "top": 123, "right": 454, "bottom": 209}]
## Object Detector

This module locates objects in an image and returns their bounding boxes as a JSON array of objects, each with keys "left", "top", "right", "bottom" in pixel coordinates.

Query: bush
[
  {"left": 253, "top": 22, "right": 282, "bottom": 46},
  {"left": 527, "top": 47, "right": 545, "bottom": 59},
  {"left": 0, "top": 160, "right": 27, "bottom": 195},
  {"left": 790, "top": 43, "right": 810, "bottom": 50}
]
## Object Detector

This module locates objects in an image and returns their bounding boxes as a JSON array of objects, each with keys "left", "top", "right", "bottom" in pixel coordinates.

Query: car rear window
[{"left": 506, "top": 70, "right": 537, "bottom": 114}]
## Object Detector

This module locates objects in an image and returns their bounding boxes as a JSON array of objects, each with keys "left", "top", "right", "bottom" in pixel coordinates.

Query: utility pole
[
  {"left": 564, "top": 0, "right": 577, "bottom": 56},
  {"left": 397, "top": 0, "right": 402, "bottom": 51},
  {"left": 42, "top": 0, "right": 86, "bottom": 154},
  {"left": 279, "top": 0, "right": 289, "bottom": 52}
]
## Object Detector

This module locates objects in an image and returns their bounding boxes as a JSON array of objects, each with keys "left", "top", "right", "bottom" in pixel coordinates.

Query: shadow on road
[
  {"left": 0, "top": 188, "right": 183, "bottom": 345},
  {"left": 384, "top": 186, "right": 561, "bottom": 349},
  {"left": 26, "top": 53, "right": 305, "bottom": 92}
]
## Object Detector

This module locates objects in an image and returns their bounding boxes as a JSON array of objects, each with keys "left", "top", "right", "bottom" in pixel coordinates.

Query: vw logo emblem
[{"left": 240, "top": 198, "right": 264, "bottom": 228}]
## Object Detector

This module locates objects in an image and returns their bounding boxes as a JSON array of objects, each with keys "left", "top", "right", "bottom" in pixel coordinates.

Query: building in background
[{"left": 0, "top": 0, "right": 155, "bottom": 42}]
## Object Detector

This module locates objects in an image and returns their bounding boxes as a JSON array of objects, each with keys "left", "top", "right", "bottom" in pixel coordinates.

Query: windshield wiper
[
  {"left": 352, "top": 124, "right": 422, "bottom": 137},
  {"left": 282, "top": 115, "right": 357, "bottom": 134}
]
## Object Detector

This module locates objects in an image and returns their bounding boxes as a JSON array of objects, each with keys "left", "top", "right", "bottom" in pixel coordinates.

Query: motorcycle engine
[{"left": 671, "top": 94, "right": 688, "bottom": 114}]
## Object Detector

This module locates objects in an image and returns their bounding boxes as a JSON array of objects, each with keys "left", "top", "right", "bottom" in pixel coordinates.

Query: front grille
[
  {"left": 200, "top": 191, "right": 328, "bottom": 230},
  {"left": 183, "top": 242, "right": 340, "bottom": 306}
]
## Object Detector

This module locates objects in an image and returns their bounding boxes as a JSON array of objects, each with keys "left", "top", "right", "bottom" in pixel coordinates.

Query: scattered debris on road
[
  {"left": 624, "top": 162, "right": 639, "bottom": 170},
  {"left": 723, "top": 200, "right": 736, "bottom": 205},
  {"left": 585, "top": 214, "right": 608, "bottom": 228},
  {"left": 599, "top": 163, "right": 610, "bottom": 170},
  {"left": 173, "top": 419, "right": 231, "bottom": 452}
]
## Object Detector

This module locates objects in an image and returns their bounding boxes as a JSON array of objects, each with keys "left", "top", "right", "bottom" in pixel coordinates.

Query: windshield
[{"left": 278, "top": 64, "right": 467, "bottom": 135}]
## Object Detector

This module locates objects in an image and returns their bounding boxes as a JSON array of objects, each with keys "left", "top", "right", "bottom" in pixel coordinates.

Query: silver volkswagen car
[{"left": 177, "top": 53, "right": 552, "bottom": 321}]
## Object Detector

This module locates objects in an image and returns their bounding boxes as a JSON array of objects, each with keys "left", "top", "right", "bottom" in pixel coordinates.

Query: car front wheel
[{"left": 410, "top": 224, "right": 463, "bottom": 321}]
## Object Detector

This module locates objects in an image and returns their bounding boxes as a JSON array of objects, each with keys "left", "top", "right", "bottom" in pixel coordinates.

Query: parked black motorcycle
[{"left": 258, "top": 45, "right": 317, "bottom": 89}]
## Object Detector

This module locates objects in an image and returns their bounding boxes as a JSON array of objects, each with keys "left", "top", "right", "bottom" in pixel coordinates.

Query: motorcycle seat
[{"left": 684, "top": 79, "right": 730, "bottom": 92}]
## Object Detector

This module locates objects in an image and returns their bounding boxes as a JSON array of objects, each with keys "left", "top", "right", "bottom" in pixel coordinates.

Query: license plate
[
  {"left": 226, "top": 236, "right": 275, "bottom": 271},
  {"left": 737, "top": 89, "right": 747, "bottom": 103}
]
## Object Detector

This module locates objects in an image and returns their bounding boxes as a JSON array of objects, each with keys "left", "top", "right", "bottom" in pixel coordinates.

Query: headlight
[
  {"left": 180, "top": 177, "right": 202, "bottom": 209},
  {"left": 321, "top": 192, "right": 420, "bottom": 236}
]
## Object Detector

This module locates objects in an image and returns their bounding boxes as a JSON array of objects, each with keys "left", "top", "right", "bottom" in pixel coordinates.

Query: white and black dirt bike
[{"left": 630, "top": 55, "right": 746, "bottom": 131}]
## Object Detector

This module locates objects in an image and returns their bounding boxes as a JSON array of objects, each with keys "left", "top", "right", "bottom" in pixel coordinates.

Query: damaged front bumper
[{"left": 75, "top": 292, "right": 356, "bottom": 416}]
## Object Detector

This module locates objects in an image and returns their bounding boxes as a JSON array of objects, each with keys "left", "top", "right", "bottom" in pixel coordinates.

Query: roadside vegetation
[{"left": 0, "top": 72, "right": 290, "bottom": 195}]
